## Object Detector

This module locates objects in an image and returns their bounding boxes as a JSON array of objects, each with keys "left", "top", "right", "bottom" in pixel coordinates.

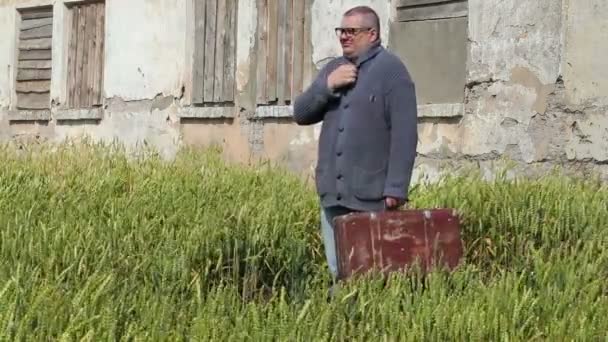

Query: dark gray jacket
[{"left": 293, "top": 42, "right": 418, "bottom": 212}]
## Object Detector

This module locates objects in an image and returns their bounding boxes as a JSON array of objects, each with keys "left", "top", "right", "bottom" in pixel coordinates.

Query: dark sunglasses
[{"left": 334, "top": 27, "right": 372, "bottom": 37}]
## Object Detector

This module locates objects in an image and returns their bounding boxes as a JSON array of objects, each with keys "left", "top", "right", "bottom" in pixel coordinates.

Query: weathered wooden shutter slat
[
  {"left": 66, "top": 1, "right": 105, "bottom": 109},
  {"left": 213, "top": 0, "right": 226, "bottom": 102},
  {"left": 18, "top": 60, "right": 51, "bottom": 69},
  {"left": 93, "top": 2, "right": 105, "bottom": 106},
  {"left": 16, "top": 7, "right": 53, "bottom": 110},
  {"left": 74, "top": 6, "right": 85, "bottom": 107},
  {"left": 192, "top": 0, "right": 207, "bottom": 104},
  {"left": 192, "top": 0, "right": 238, "bottom": 105},
  {"left": 255, "top": 0, "right": 269, "bottom": 104},
  {"left": 396, "top": 0, "right": 467, "bottom": 22},
  {"left": 291, "top": 0, "right": 305, "bottom": 97},
  {"left": 81, "top": 5, "right": 93, "bottom": 107},
  {"left": 222, "top": 0, "right": 237, "bottom": 102},
  {"left": 266, "top": 0, "right": 279, "bottom": 103},
  {"left": 203, "top": 0, "right": 217, "bottom": 102},
  {"left": 20, "top": 17, "right": 53, "bottom": 30},
  {"left": 19, "top": 49, "right": 52, "bottom": 60},
  {"left": 19, "top": 38, "right": 52, "bottom": 50},
  {"left": 277, "top": 0, "right": 293, "bottom": 104},
  {"left": 21, "top": 10, "right": 53, "bottom": 20},
  {"left": 256, "top": 0, "right": 312, "bottom": 106},
  {"left": 16, "top": 92, "right": 50, "bottom": 109},
  {"left": 19, "top": 25, "right": 53, "bottom": 40},
  {"left": 302, "top": 0, "right": 314, "bottom": 88},
  {"left": 17, "top": 69, "right": 51, "bottom": 81},
  {"left": 67, "top": 5, "right": 79, "bottom": 107},
  {"left": 16, "top": 80, "right": 50, "bottom": 93}
]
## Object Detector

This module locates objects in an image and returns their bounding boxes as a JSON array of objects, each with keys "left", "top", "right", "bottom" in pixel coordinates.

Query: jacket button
[
  {"left": 343, "top": 104, "right": 349, "bottom": 109},
  {"left": 338, "top": 127, "right": 344, "bottom": 132},
  {"left": 337, "top": 174, "right": 343, "bottom": 180},
  {"left": 337, "top": 194, "right": 342, "bottom": 201},
  {"left": 336, "top": 151, "right": 342, "bottom": 156}
]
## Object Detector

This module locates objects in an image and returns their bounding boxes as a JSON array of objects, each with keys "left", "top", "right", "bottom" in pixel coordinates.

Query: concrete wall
[
  {"left": 0, "top": 0, "right": 607, "bottom": 182},
  {"left": 561, "top": 0, "right": 608, "bottom": 164},
  {"left": 401, "top": 0, "right": 608, "bottom": 182}
]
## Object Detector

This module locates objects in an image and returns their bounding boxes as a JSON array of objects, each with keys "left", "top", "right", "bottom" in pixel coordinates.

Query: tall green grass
[{"left": 0, "top": 142, "right": 606, "bottom": 340}]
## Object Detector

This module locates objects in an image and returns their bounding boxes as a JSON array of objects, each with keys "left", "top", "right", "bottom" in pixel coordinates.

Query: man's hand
[
  {"left": 327, "top": 63, "right": 357, "bottom": 91},
  {"left": 385, "top": 197, "right": 407, "bottom": 210}
]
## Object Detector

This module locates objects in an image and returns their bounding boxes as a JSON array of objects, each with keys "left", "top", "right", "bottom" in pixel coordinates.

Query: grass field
[{"left": 0, "top": 142, "right": 607, "bottom": 340}]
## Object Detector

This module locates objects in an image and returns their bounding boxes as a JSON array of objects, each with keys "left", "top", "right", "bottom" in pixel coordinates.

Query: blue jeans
[{"left": 320, "top": 206, "right": 358, "bottom": 278}]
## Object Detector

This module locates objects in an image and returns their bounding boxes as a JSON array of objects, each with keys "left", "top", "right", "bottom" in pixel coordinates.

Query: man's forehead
[{"left": 341, "top": 14, "right": 366, "bottom": 27}]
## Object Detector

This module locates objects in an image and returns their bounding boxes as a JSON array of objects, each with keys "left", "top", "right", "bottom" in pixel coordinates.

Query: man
[{"left": 292, "top": 6, "right": 418, "bottom": 279}]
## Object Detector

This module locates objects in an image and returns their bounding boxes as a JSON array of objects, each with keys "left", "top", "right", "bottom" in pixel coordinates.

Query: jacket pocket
[{"left": 352, "top": 166, "right": 386, "bottom": 201}]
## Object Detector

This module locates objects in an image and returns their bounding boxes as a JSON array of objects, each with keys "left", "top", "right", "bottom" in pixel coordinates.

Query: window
[
  {"left": 191, "top": 0, "right": 238, "bottom": 105},
  {"left": 255, "top": 0, "right": 314, "bottom": 107},
  {"left": 389, "top": 0, "right": 468, "bottom": 107},
  {"left": 15, "top": 6, "right": 54, "bottom": 110},
  {"left": 65, "top": 1, "right": 105, "bottom": 109}
]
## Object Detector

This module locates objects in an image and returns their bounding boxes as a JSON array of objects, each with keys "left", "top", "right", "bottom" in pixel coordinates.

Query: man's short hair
[{"left": 343, "top": 6, "right": 381, "bottom": 38}]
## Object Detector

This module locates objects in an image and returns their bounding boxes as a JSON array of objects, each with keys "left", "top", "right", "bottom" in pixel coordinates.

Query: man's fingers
[
  {"left": 340, "top": 70, "right": 356, "bottom": 78},
  {"left": 328, "top": 64, "right": 357, "bottom": 89},
  {"left": 385, "top": 197, "right": 404, "bottom": 210}
]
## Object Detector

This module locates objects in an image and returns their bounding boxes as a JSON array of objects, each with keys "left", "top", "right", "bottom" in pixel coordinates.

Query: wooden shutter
[
  {"left": 395, "top": 0, "right": 468, "bottom": 22},
  {"left": 256, "top": 0, "right": 313, "bottom": 106},
  {"left": 66, "top": 1, "right": 105, "bottom": 109},
  {"left": 192, "top": 0, "right": 238, "bottom": 105},
  {"left": 16, "top": 6, "right": 53, "bottom": 110},
  {"left": 390, "top": 0, "right": 468, "bottom": 104}
]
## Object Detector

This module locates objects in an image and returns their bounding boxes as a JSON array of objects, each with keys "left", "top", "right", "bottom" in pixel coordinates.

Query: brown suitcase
[{"left": 333, "top": 208, "right": 463, "bottom": 280}]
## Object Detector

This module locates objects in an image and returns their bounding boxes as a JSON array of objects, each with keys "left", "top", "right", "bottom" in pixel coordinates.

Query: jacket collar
[{"left": 353, "top": 40, "right": 383, "bottom": 67}]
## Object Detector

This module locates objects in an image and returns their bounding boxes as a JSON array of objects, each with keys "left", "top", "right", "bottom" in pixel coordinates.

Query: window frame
[{"left": 389, "top": 0, "right": 469, "bottom": 119}]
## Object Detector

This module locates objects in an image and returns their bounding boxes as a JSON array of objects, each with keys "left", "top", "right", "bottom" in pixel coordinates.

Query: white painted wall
[
  {"left": 104, "top": 0, "right": 187, "bottom": 101},
  {"left": 462, "top": 0, "right": 564, "bottom": 163},
  {"left": 468, "top": 0, "right": 563, "bottom": 84},
  {"left": 0, "top": 5, "right": 16, "bottom": 109},
  {"left": 563, "top": 0, "right": 608, "bottom": 106},
  {"left": 2, "top": 0, "right": 392, "bottom": 108},
  {"left": 1, "top": 0, "right": 188, "bottom": 105}
]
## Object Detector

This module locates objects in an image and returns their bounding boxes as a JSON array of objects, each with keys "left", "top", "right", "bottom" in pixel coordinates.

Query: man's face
[{"left": 336, "top": 14, "right": 377, "bottom": 59}]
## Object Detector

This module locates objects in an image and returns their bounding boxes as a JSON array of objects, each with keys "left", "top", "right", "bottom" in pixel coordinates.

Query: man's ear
[{"left": 371, "top": 29, "right": 380, "bottom": 43}]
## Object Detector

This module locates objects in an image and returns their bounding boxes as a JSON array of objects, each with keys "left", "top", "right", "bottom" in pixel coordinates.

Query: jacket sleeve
[
  {"left": 292, "top": 62, "right": 340, "bottom": 125},
  {"left": 383, "top": 67, "right": 419, "bottom": 200}
]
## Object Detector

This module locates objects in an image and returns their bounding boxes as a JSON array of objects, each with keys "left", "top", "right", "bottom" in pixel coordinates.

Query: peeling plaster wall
[
  {"left": 0, "top": 0, "right": 607, "bottom": 183},
  {"left": 468, "top": 0, "right": 563, "bottom": 84},
  {"left": 54, "top": 98, "right": 181, "bottom": 160},
  {"left": 461, "top": 0, "right": 563, "bottom": 161},
  {"left": 563, "top": 0, "right": 608, "bottom": 107},
  {"left": 104, "top": 0, "right": 187, "bottom": 101},
  {"left": 560, "top": 0, "right": 608, "bottom": 163},
  {"left": 0, "top": 0, "right": 187, "bottom": 158},
  {"left": 417, "top": 0, "right": 608, "bottom": 182}
]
